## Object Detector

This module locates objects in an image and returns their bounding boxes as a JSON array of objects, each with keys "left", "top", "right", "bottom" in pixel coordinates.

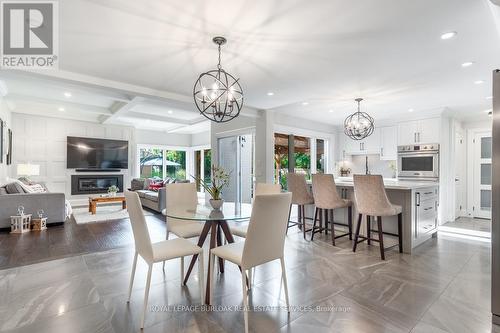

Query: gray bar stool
[
  {"left": 352, "top": 175, "right": 403, "bottom": 260},
  {"left": 287, "top": 173, "right": 315, "bottom": 239},
  {"left": 311, "top": 174, "right": 353, "bottom": 245}
]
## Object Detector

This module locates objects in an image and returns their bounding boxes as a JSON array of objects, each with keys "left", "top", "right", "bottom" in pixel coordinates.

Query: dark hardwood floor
[{"left": 0, "top": 209, "right": 166, "bottom": 270}]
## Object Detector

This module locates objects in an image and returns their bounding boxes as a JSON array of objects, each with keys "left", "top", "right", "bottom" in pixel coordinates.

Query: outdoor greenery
[{"left": 139, "top": 148, "right": 186, "bottom": 180}]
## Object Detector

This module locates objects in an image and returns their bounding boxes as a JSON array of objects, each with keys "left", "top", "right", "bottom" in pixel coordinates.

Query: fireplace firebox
[{"left": 71, "top": 175, "right": 124, "bottom": 195}]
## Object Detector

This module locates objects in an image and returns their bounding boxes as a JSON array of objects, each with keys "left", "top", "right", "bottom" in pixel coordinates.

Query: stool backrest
[
  {"left": 125, "top": 191, "right": 154, "bottom": 261},
  {"left": 311, "top": 174, "right": 343, "bottom": 209},
  {"left": 287, "top": 173, "right": 313, "bottom": 205},
  {"left": 353, "top": 175, "right": 393, "bottom": 216},
  {"left": 242, "top": 193, "right": 292, "bottom": 269}
]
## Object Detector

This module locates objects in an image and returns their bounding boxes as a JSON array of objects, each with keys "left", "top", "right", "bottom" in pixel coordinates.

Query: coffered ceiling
[{"left": 1, "top": 0, "right": 500, "bottom": 129}]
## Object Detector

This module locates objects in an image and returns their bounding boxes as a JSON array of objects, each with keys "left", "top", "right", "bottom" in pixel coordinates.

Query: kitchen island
[{"left": 306, "top": 177, "right": 439, "bottom": 254}]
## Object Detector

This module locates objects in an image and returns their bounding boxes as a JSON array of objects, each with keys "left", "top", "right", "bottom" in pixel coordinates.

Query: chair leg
[
  {"left": 348, "top": 206, "right": 353, "bottom": 240},
  {"left": 280, "top": 257, "right": 290, "bottom": 312},
  {"left": 311, "top": 207, "right": 319, "bottom": 241},
  {"left": 398, "top": 213, "right": 403, "bottom": 253},
  {"left": 377, "top": 216, "right": 385, "bottom": 260},
  {"left": 209, "top": 253, "right": 215, "bottom": 305},
  {"left": 330, "top": 210, "right": 336, "bottom": 246},
  {"left": 198, "top": 253, "right": 204, "bottom": 303},
  {"left": 352, "top": 214, "right": 363, "bottom": 252},
  {"left": 248, "top": 268, "right": 253, "bottom": 291},
  {"left": 140, "top": 264, "right": 153, "bottom": 329},
  {"left": 367, "top": 216, "right": 371, "bottom": 245},
  {"left": 298, "top": 204, "right": 302, "bottom": 231},
  {"left": 163, "top": 230, "right": 170, "bottom": 270},
  {"left": 180, "top": 257, "right": 184, "bottom": 286},
  {"left": 241, "top": 270, "right": 249, "bottom": 333},
  {"left": 127, "top": 251, "right": 138, "bottom": 303},
  {"left": 301, "top": 205, "right": 307, "bottom": 240},
  {"left": 324, "top": 209, "right": 328, "bottom": 236}
]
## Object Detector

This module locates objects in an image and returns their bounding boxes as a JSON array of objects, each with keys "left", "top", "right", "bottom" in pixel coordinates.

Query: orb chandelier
[
  {"left": 193, "top": 36, "right": 244, "bottom": 123},
  {"left": 344, "top": 98, "right": 374, "bottom": 140}
]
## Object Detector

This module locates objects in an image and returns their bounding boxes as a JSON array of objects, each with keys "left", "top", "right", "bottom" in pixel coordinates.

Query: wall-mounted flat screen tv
[{"left": 67, "top": 136, "right": 129, "bottom": 169}]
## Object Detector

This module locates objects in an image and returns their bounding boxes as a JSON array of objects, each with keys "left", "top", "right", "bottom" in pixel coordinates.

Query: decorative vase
[
  {"left": 209, "top": 199, "right": 224, "bottom": 210},
  {"left": 108, "top": 191, "right": 117, "bottom": 197}
]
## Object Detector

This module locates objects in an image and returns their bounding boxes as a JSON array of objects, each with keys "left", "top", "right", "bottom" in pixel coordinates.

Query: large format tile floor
[{"left": 0, "top": 217, "right": 498, "bottom": 333}]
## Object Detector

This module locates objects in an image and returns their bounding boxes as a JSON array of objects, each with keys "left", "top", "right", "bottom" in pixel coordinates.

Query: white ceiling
[{"left": 2, "top": 0, "right": 500, "bottom": 127}]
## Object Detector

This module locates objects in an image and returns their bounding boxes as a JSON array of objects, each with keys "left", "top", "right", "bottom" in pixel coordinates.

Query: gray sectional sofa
[
  {"left": 130, "top": 178, "right": 190, "bottom": 213},
  {"left": 0, "top": 181, "right": 66, "bottom": 229}
]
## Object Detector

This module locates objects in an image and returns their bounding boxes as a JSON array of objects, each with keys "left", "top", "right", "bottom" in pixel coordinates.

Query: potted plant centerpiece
[
  {"left": 108, "top": 185, "right": 119, "bottom": 197},
  {"left": 193, "top": 165, "right": 230, "bottom": 210}
]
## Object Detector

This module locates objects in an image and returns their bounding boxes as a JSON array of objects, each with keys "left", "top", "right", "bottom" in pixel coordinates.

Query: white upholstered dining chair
[
  {"left": 230, "top": 182, "right": 282, "bottom": 238},
  {"left": 165, "top": 183, "right": 204, "bottom": 240},
  {"left": 209, "top": 192, "right": 292, "bottom": 333},
  {"left": 124, "top": 191, "right": 204, "bottom": 329}
]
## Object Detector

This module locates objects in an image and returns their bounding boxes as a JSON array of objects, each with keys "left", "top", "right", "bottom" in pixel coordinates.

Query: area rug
[{"left": 72, "top": 205, "right": 155, "bottom": 224}]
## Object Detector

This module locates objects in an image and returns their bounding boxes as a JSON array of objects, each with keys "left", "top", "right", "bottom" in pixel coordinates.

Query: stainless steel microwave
[{"left": 397, "top": 144, "right": 439, "bottom": 180}]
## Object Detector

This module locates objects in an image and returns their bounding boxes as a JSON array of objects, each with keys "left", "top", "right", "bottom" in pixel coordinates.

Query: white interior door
[{"left": 473, "top": 132, "right": 492, "bottom": 219}]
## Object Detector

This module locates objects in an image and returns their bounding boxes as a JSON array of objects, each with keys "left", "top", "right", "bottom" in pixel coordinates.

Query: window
[
  {"left": 194, "top": 149, "right": 212, "bottom": 191},
  {"left": 139, "top": 148, "right": 163, "bottom": 179},
  {"left": 274, "top": 133, "right": 289, "bottom": 189},
  {"left": 293, "top": 135, "right": 311, "bottom": 179},
  {"left": 316, "top": 139, "right": 325, "bottom": 173},
  {"left": 274, "top": 132, "right": 328, "bottom": 188},
  {"left": 204, "top": 149, "right": 212, "bottom": 185},
  {"left": 165, "top": 150, "right": 186, "bottom": 180}
]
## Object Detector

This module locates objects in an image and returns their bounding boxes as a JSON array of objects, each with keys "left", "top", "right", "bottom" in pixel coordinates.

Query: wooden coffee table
[{"left": 88, "top": 195, "right": 126, "bottom": 214}]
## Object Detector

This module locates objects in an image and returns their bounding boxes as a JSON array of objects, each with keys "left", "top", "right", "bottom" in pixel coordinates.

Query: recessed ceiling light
[
  {"left": 474, "top": 80, "right": 484, "bottom": 85},
  {"left": 64, "top": 92, "right": 72, "bottom": 98},
  {"left": 461, "top": 61, "right": 474, "bottom": 67},
  {"left": 329, "top": 109, "right": 334, "bottom": 113},
  {"left": 301, "top": 102, "right": 309, "bottom": 106},
  {"left": 58, "top": 107, "right": 65, "bottom": 112},
  {"left": 488, "top": 111, "right": 492, "bottom": 117},
  {"left": 408, "top": 108, "right": 414, "bottom": 112},
  {"left": 167, "top": 110, "right": 173, "bottom": 114},
  {"left": 441, "top": 31, "right": 457, "bottom": 40},
  {"left": 267, "top": 92, "right": 274, "bottom": 96},
  {"left": 486, "top": 96, "right": 493, "bottom": 100}
]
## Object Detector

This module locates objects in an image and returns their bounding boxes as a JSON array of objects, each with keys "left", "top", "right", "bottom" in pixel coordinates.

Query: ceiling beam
[
  {"left": 101, "top": 96, "right": 144, "bottom": 124},
  {"left": 6, "top": 93, "right": 113, "bottom": 115}
]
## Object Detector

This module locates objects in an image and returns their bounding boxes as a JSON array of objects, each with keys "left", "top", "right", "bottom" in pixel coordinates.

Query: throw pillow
[
  {"left": 27, "top": 184, "right": 46, "bottom": 193},
  {"left": 131, "top": 178, "right": 145, "bottom": 191},
  {"left": 5, "top": 182, "right": 25, "bottom": 194},
  {"left": 18, "top": 176, "right": 35, "bottom": 185}
]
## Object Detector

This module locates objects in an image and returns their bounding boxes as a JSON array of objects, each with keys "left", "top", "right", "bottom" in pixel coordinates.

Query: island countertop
[
  {"left": 306, "top": 177, "right": 438, "bottom": 190},
  {"left": 332, "top": 177, "right": 439, "bottom": 190}
]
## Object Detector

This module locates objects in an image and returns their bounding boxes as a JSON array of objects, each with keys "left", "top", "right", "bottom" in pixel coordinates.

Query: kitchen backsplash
[{"left": 337, "top": 154, "right": 397, "bottom": 178}]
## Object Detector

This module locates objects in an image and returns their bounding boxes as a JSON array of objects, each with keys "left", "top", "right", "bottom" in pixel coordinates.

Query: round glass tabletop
[{"left": 162, "top": 202, "right": 252, "bottom": 221}]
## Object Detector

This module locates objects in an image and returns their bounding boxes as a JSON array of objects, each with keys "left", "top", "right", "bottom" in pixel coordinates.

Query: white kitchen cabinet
[
  {"left": 379, "top": 126, "right": 397, "bottom": 160},
  {"left": 344, "top": 128, "right": 380, "bottom": 155},
  {"left": 398, "top": 118, "right": 440, "bottom": 145},
  {"left": 418, "top": 118, "right": 441, "bottom": 144}
]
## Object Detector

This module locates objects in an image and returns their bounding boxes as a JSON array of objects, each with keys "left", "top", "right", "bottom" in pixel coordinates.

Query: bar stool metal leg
[
  {"left": 367, "top": 216, "right": 371, "bottom": 245},
  {"left": 348, "top": 206, "right": 353, "bottom": 240},
  {"left": 311, "top": 208, "right": 319, "bottom": 241},
  {"left": 398, "top": 213, "right": 403, "bottom": 253},
  {"left": 352, "top": 213, "right": 363, "bottom": 252},
  {"left": 330, "top": 209, "right": 336, "bottom": 246},
  {"left": 377, "top": 216, "right": 385, "bottom": 260}
]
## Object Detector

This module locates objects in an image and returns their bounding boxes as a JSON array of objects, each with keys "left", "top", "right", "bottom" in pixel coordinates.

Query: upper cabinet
[
  {"left": 397, "top": 118, "right": 441, "bottom": 145},
  {"left": 379, "top": 126, "right": 397, "bottom": 160},
  {"left": 343, "top": 128, "right": 380, "bottom": 155}
]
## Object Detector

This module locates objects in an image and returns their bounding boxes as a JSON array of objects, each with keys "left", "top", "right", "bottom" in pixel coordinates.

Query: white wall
[
  {"left": 0, "top": 93, "right": 11, "bottom": 180},
  {"left": 135, "top": 129, "right": 191, "bottom": 147},
  {"left": 11, "top": 113, "right": 135, "bottom": 204}
]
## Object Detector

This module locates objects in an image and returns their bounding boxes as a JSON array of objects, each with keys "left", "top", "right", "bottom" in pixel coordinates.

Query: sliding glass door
[{"left": 218, "top": 134, "right": 254, "bottom": 204}]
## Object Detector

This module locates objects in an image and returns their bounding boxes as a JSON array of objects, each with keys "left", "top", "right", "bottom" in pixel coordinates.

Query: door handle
[
  {"left": 416, "top": 192, "right": 421, "bottom": 206},
  {"left": 414, "top": 133, "right": 417, "bottom": 143},
  {"left": 381, "top": 147, "right": 384, "bottom": 156}
]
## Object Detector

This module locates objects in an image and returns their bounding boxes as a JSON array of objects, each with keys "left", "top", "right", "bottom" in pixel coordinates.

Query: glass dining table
[{"left": 162, "top": 202, "right": 252, "bottom": 304}]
